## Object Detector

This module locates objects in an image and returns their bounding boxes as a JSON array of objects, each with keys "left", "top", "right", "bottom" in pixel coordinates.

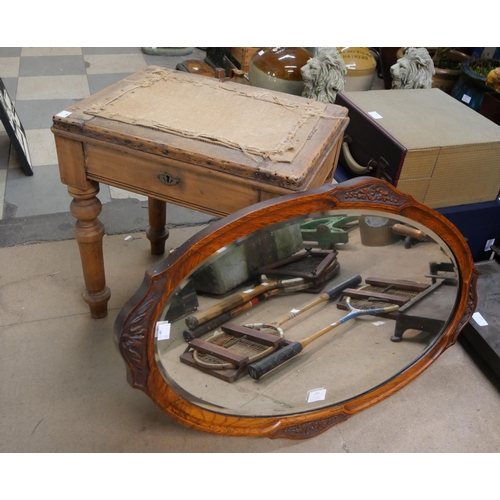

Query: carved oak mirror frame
[{"left": 114, "top": 178, "right": 478, "bottom": 439}]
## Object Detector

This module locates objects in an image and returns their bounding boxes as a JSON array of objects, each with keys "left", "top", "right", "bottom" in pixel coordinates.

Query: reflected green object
[{"left": 300, "top": 215, "right": 358, "bottom": 248}]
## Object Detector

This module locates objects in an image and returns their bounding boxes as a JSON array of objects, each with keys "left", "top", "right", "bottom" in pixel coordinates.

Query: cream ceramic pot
[{"left": 338, "top": 47, "right": 377, "bottom": 91}]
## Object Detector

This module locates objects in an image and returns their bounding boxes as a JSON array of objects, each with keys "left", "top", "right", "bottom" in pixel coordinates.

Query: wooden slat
[
  {"left": 341, "top": 288, "right": 412, "bottom": 306},
  {"left": 365, "top": 277, "right": 429, "bottom": 292},
  {"left": 220, "top": 323, "right": 282, "bottom": 347},
  {"left": 188, "top": 338, "right": 249, "bottom": 365}
]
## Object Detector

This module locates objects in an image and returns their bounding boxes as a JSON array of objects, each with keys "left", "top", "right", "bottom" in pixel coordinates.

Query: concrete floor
[{"left": 1, "top": 48, "right": 500, "bottom": 453}]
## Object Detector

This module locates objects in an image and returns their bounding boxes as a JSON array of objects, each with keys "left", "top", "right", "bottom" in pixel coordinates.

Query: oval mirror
[{"left": 114, "top": 178, "right": 478, "bottom": 439}]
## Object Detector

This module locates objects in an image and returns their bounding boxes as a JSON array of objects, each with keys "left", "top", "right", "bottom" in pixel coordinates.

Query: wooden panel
[
  {"left": 309, "top": 137, "right": 341, "bottom": 187},
  {"left": 257, "top": 131, "right": 343, "bottom": 203},
  {"left": 53, "top": 135, "right": 88, "bottom": 189},
  {"left": 84, "top": 143, "right": 273, "bottom": 216}
]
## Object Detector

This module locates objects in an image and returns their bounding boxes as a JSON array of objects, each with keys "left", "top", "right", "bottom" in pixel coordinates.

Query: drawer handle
[{"left": 157, "top": 172, "right": 180, "bottom": 186}]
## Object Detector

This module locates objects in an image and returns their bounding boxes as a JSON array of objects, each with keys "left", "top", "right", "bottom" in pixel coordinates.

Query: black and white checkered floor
[{"left": 0, "top": 47, "right": 216, "bottom": 247}]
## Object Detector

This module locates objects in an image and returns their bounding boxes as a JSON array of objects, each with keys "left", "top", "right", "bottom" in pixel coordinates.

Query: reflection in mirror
[{"left": 154, "top": 209, "right": 458, "bottom": 417}]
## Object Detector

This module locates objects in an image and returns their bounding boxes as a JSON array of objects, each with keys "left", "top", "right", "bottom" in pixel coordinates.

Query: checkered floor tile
[{"left": 0, "top": 47, "right": 208, "bottom": 229}]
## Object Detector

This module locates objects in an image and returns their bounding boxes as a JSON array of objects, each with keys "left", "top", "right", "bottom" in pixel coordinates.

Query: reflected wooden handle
[
  {"left": 392, "top": 223, "right": 426, "bottom": 241},
  {"left": 185, "top": 282, "right": 277, "bottom": 330}
]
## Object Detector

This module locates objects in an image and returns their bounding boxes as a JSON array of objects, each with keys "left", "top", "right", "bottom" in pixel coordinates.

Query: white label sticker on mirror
[
  {"left": 307, "top": 388, "right": 327, "bottom": 403},
  {"left": 155, "top": 321, "right": 171, "bottom": 340}
]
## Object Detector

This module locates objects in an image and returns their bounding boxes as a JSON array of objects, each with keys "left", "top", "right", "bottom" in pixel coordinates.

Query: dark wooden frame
[
  {"left": 0, "top": 78, "right": 33, "bottom": 176},
  {"left": 114, "top": 178, "right": 478, "bottom": 439}
]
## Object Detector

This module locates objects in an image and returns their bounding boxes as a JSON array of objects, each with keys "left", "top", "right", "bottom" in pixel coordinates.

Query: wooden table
[{"left": 51, "top": 66, "right": 348, "bottom": 319}]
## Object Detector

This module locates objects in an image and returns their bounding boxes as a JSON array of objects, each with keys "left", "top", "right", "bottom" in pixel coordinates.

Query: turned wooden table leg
[
  {"left": 146, "top": 197, "right": 169, "bottom": 255},
  {"left": 69, "top": 181, "right": 111, "bottom": 319}
]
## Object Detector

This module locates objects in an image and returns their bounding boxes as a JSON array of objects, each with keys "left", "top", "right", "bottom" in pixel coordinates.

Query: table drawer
[{"left": 85, "top": 143, "right": 292, "bottom": 216}]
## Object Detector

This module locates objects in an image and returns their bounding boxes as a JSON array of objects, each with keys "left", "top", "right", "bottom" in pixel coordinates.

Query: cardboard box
[{"left": 336, "top": 89, "right": 500, "bottom": 208}]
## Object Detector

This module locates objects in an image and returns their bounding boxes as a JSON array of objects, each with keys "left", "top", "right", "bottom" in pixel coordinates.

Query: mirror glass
[{"left": 154, "top": 208, "right": 458, "bottom": 417}]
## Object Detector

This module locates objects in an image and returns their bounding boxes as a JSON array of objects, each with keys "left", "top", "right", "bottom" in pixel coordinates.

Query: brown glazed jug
[{"left": 248, "top": 47, "right": 312, "bottom": 95}]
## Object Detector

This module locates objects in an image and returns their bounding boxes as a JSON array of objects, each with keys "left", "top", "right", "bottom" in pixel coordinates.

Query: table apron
[
  {"left": 85, "top": 143, "right": 297, "bottom": 216},
  {"left": 54, "top": 131, "right": 340, "bottom": 217}
]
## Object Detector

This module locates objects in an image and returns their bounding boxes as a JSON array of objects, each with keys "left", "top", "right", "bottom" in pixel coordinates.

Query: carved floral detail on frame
[
  {"left": 453, "top": 267, "right": 480, "bottom": 342},
  {"left": 120, "top": 298, "right": 156, "bottom": 390},
  {"left": 333, "top": 183, "right": 407, "bottom": 206},
  {"left": 271, "top": 413, "right": 349, "bottom": 439}
]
